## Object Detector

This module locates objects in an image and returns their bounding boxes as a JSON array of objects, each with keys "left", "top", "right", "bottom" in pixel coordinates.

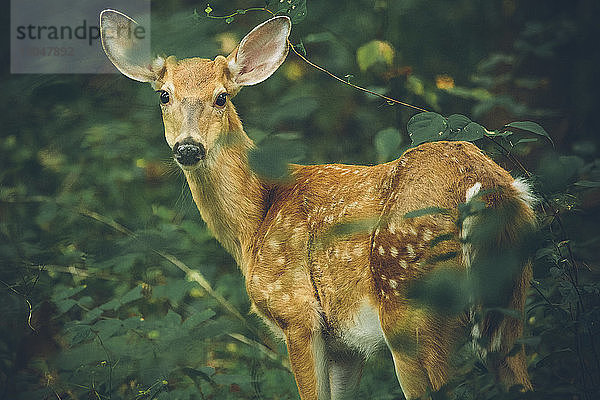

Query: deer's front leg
[{"left": 285, "top": 326, "right": 330, "bottom": 400}]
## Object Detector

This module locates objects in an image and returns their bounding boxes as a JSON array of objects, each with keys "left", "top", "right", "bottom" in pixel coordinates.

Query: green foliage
[
  {"left": 2, "top": 0, "right": 599, "bottom": 399},
  {"left": 268, "top": 0, "right": 307, "bottom": 23}
]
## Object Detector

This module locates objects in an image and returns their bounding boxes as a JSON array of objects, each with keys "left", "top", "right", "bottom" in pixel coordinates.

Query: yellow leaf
[{"left": 356, "top": 40, "right": 395, "bottom": 72}]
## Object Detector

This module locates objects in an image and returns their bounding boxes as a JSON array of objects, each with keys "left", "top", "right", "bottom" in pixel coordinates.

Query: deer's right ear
[{"left": 100, "top": 9, "right": 163, "bottom": 83}]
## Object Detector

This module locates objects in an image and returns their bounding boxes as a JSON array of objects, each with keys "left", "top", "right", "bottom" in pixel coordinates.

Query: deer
[{"left": 100, "top": 10, "right": 536, "bottom": 399}]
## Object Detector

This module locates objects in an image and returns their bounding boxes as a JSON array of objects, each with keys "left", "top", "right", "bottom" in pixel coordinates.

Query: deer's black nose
[{"left": 173, "top": 139, "right": 206, "bottom": 166}]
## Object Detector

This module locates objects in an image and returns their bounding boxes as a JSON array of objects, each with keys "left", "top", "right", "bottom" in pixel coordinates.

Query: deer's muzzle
[{"left": 173, "top": 139, "right": 206, "bottom": 166}]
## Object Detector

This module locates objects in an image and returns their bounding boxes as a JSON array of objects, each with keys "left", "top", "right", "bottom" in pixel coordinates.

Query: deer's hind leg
[{"left": 379, "top": 298, "right": 463, "bottom": 399}]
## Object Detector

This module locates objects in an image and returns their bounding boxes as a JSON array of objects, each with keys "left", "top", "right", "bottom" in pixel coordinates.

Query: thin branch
[
  {"left": 0, "top": 278, "right": 36, "bottom": 332},
  {"left": 205, "top": 6, "right": 429, "bottom": 112}
]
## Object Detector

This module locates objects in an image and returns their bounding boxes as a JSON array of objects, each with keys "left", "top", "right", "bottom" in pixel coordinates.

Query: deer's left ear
[{"left": 227, "top": 16, "right": 291, "bottom": 86}]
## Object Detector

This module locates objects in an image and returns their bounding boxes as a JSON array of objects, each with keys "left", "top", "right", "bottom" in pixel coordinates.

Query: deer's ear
[
  {"left": 227, "top": 16, "right": 291, "bottom": 86},
  {"left": 100, "top": 9, "right": 163, "bottom": 82}
]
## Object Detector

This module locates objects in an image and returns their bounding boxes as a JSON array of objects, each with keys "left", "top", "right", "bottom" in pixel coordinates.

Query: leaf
[
  {"left": 429, "top": 233, "right": 454, "bottom": 248},
  {"left": 505, "top": 121, "right": 553, "bottom": 146},
  {"left": 56, "top": 298, "right": 77, "bottom": 314},
  {"left": 515, "top": 336, "right": 542, "bottom": 347},
  {"left": 248, "top": 136, "right": 305, "bottom": 181},
  {"left": 204, "top": 4, "right": 212, "bottom": 15},
  {"left": 51, "top": 284, "right": 86, "bottom": 302},
  {"left": 462, "top": 122, "right": 487, "bottom": 141},
  {"left": 294, "top": 41, "right": 307, "bottom": 57},
  {"left": 574, "top": 180, "right": 600, "bottom": 188},
  {"left": 183, "top": 366, "right": 216, "bottom": 382},
  {"left": 356, "top": 40, "right": 395, "bottom": 72},
  {"left": 374, "top": 127, "right": 402, "bottom": 161},
  {"left": 268, "top": 0, "right": 307, "bottom": 23},
  {"left": 120, "top": 285, "right": 143, "bottom": 304},
  {"left": 407, "top": 112, "right": 447, "bottom": 146},
  {"left": 93, "top": 319, "right": 122, "bottom": 338},
  {"left": 70, "top": 325, "right": 93, "bottom": 345},
  {"left": 445, "top": 115, "right": 486, "bottom": 142},
  {"left": 446, "top": 114, "right": 472, "bottom": 131},
  {"left": 515, "top": 138, "right": 538, "bottom": 145},
  {"left": 182, "top": 309, "right": 216, "bottom": 329},
  {"left": 486, "top": 307, "right": 522, "bottom": 319}
]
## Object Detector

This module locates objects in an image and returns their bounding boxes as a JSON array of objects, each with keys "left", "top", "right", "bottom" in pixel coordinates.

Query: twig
[
  {"left": 0, "top": 278, "right": 36, "bottom": 332},
  {"left": 204, "top": 6, "right": 429, "bottom": 112}
]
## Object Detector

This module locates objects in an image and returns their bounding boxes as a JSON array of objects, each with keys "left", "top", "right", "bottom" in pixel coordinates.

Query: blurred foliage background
[{"left": 1, "top": 0, "right": 600, "bottom": 399}]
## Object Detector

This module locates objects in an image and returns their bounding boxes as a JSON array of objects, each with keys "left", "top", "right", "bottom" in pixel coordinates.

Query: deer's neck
[{"left": 183, "top": 133, "right": 268, "bottom": 273}]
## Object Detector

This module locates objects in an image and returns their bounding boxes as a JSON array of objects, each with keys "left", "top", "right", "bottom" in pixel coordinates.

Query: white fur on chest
[{"left": 339, "top": 300, "right": 386, "bottom": 358}]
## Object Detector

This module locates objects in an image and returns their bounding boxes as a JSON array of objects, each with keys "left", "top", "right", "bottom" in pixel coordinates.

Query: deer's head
[{"left": 100, "top": 10, "right": 291, "bottom": 170}]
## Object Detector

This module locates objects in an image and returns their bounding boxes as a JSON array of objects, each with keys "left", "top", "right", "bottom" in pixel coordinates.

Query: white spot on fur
[
  {"left": 378, "top": 246, "right": 385, "bottom": 255},
  {"left": 422, "top": 228, "right": 433, "bottom": 241},
  {"left": 353, "top": 246, "right": 364, "bottom": 257},
  {"left": 388, "top": 222, "right": 397, "bottom": 234},
  {"left": 406, "top": 244, "right": 415, "bottom": 258},
  {"left": 389, "top": 279, "right": 398, "bottom": 289},
  {"left": 399, "top": 260, "right": 408, "bottom": 269},
  {"left": 466, "top": 182, "right": 482, "bottom": 203},
  {"left": 390, "top": 246, "right": 399, "bottom": 257}
]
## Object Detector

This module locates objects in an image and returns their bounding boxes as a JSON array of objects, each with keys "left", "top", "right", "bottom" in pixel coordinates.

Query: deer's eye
[
  {"left": 158, "top": 90, "right": 170, "bottom": 105},
  {"left": 215, "top": 92, "right": 228, "bottom": 107}
]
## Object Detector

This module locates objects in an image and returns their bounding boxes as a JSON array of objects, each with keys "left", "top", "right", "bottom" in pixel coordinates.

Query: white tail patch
[
  {"left": 465, "top": 182, "right": 482, "bottom": 203},
  {"left": 512, "top": 177, "right": 537, "bottom": 208},
  {"left": 461, "top": 182, "right": 482, "bottom": 270}
]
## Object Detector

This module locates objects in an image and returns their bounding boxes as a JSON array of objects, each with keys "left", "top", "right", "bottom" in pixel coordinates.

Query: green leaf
[
  {"left": 407, "top": 112, "right": 447, "bottom": 146},
  {"left": 505, "top": 121, "right": 553, "bottom": 146},
  {"left": 445, "top": 115, "right": 486, "bottom": 142},
  {"left": 374, "top": 127, "right": 402, "bottom": 161},
  {"left": 429, "top": 233, "right": 454, "bottom": 248},
  {"left": 446, "top": 114, "right": 472, "bottom": 131},
  {"left": 404, "top": 206, "right": 450, "bottom": 219},
  {"left": 93, "top": 319, "right": 122, "bottom": 338},
  {"left": 515, "top": 138, "right": 539, "bottom": 145},
  {"left": 183, "top": 366, "right": 216, "bottom": 382},
  {"left": 461, "top": 122, "right": 487, "bottom": 141},
  {"left": 121, "top": 285, "right": 143, "bottom": 304},
  {"left": 486, "top": 307, "right": 522, "bottom": 319},
  {"left": 70, "top": 325, "right": 93, "bottom": 345},
  {"left": 294, "top": 41, "right": 307, "bottom": 57},
  {"left": 182, "top": 309, "right": 216, "bottom": 329},
  {"left": 268, "top": 0, "right": 307, "bottom": 23},
  {"left": 248, "top": 136, "right": 305, "bottom": 181},
  {"left": 51, "top": 284, "right": 86, "bottom": 302},
  {"left": 56, "top": 298, "right": 77, "bottom": 314},
  {"left": 225, "top": 16, "right": 235, "bottom": 24},
  {"left": 574, "top": 180, "right": 600, "bottom": 188}
]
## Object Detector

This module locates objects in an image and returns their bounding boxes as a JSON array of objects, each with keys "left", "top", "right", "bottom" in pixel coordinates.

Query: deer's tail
[{"left": 463, "top": 177, "right": 536, "bottom": 391}]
